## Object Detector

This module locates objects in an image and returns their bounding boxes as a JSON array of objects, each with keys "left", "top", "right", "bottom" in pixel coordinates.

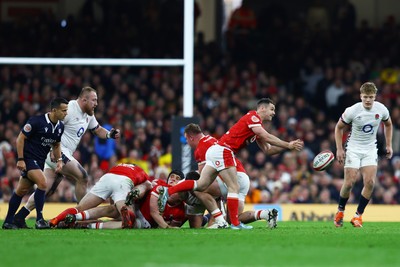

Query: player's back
[
  {"left": 194, "top": 135, "right": 217, "bottom": 164},
  {"left": 109, "top": 163, "right": 149, "bottom": 185}
]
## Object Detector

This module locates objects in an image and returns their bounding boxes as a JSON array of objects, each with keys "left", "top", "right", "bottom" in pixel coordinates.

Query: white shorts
[
  {"left": 89, "top": 173, "right": 133, "bottom": 202},
  {"left": 344, "top": 149, "right": 378, "bottom": 168},
  {"left": 205, "top": 144, "right": 237, "bottom": 171},
  {"left": 134, "top": 209, "right": 152, "bottom": 229},
  {"left": 216, "top": 171, "right": 250, "bottom": 202},
  {"left": 44, "top": 149, "right": 77, "bottom": 170}
]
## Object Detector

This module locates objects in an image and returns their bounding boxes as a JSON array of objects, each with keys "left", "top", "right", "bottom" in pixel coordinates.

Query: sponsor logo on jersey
[{"left": 23, "top": 124, "right": 32, "bottom": 132}]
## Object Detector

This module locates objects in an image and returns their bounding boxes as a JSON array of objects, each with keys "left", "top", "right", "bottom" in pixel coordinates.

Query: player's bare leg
[
  {"left": 13, "top": 168, "right": 58, "bottom": 228},
  {"left": 351, "top": 166, "right": 377, "bottom": 227},
  {"left": 50, "top": 193, "right": 104, "bottom": 227},
  {"left": 218, "top": 167, "right": 250, "bottom": 229},
  {"left": 62, "top": 160, "right": 88, "bottom": 201}
]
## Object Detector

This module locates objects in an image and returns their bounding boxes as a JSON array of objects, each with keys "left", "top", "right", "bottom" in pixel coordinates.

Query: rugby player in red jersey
[{"left": 158, "top": 98, "right": 303, "bottom": 229}]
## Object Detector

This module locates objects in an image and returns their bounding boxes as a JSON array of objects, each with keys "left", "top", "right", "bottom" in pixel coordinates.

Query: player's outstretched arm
[
  {"left": 150, "top": 190, "right": 170, "bottom": 229},
  {"left": 93, "top": 126, "right": 121, "bottom": 139}
]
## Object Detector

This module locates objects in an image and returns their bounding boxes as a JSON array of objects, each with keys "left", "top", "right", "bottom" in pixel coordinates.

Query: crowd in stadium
[{"left": 0, "top": 0, "right": 400, "bottom": 207}]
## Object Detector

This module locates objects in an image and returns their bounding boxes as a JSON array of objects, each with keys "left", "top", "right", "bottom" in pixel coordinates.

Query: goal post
[{"left": 0, "top": 1, "right": 194, "bottom": 117}]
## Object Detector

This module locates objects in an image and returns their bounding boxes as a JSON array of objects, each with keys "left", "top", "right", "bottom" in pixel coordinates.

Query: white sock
[
  {"left": 211, "top": 209, "right": 225, "bottom": 223},
  {"left": 89, "top": 222, "right": 103, "bottom": 229},
  {"left": 75, "top": 211, "right": 90, "bottom": 221},
  {"left": 254, "top": 210, "right": 269, "bottom": 220}
]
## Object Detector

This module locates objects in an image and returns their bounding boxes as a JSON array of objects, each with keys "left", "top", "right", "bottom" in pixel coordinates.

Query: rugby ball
[{"left": 312, "top": 150, "right": 334, "bottom": 171}]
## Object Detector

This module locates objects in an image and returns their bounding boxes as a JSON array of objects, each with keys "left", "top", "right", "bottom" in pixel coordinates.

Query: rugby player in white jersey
[
  {"left": 334, "top": 82, "right": 393, "bottom": 228},
  {"left": 13, "top": 86, "right": 121, "bottom": 228}
]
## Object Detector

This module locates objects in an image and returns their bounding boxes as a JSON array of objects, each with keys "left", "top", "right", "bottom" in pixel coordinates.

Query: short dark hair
[
  {"left": 184, "top": 123, "right": 202, "bottom": 135},
  {"left": 50, "top": 97, "right": 68, "bottom": 110},
  {"left": 256, "top": 98, "right": 274, "bottom": 108},
  {"left": 185, "top": 171, "right": 200, "bottom": 181}
]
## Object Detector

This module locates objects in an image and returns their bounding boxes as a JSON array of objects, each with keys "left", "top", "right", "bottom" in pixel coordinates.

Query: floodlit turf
[{"left": 1, "top": 220, "right": 400, "bottom": 267}]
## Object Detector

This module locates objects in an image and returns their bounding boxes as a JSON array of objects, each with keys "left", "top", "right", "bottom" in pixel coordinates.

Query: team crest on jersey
[
  {"left": 215, "top": 160, "right": 221, "bottom": 166},
  {"left": 251, "top": 116, "right": 260, "bottom": 122},
  {"left": 23, "top": 124, "right": 32, "bottom": 132},
  {"left": 375, "top": 114, "right": 379, "bottom": 120},
  {"left": 45, "top": 127, "right": 48, "bottom": 133},
  {"left": 86, "top": 118, "right": 89, "bottom": 123}
]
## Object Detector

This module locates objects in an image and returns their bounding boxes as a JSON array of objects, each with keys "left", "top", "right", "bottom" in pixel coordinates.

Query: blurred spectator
[
  {"left": 306, "top": 0, "right": 330, "bottom": 31},
  {"left": 226, "top": 0, "right": 257, "bottom": 62},
  {"left": 94, "top": 122, "right": 117, "bottom": 171},
  {"left": 0, "top": 0, "right": 399, "bottom": 206}
]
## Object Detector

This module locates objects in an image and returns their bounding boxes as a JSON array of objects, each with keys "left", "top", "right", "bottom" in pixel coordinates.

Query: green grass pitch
[{"left": 1, "top": 220, "right": 399, "bottom": 267}]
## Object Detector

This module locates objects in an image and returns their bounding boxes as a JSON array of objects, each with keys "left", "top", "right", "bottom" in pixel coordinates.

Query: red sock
[
  {"left": 256, "top": 210, "right": 262, "bottom": 220},
  {"left": 227, "top": 193, "right": 240, "bottom": 226},
  {"left": 168, "top": 180, "right": 195, "bottom": 195},
  {"left": 55, "top": 207, "right": 79, "bottom": 222}
]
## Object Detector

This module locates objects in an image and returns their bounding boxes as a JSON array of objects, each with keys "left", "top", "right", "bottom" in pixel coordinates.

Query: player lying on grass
[
  {"left": 160, "top": 123, "right": 286, "bottom": 229},
  {"left": 157, "top": 99, "right": 304, "bottom": 229},
  {"left": 49, "top": 163, "right": 151, "bottom": 228},
  {"left": 58, "top": 170, "right": 187, "bottom": 229},
  {"left": 171, "top": 171, "right": 278, "bottom": 229}
]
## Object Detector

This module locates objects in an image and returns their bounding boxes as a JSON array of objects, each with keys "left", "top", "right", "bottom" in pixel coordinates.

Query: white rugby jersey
[
  {"left": 341, "top": 101, "right": 389, "bottom": 152},
  {"left": 61, "top": 100, "right": 99, "bottom": 155}
]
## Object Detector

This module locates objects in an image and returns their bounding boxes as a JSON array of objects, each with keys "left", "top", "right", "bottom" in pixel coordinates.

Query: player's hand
[
  {"left": 386, "top": 146, "right": 393, "bottom": 159},
  {"left": 16, "top": 160, "right": 26, "bottom": 171},
  {"left": 289, "top": 139, "right": 304, "bottom": 151},
  {"left": 336, "top": 148, "right": 345, "bottom": 164},
  {"left": 107, "top": 128, "right": 121, "bottom": 139},
  {"left": 55, "top": 160, "right": 63, "bottom": 173},
  {"left": 166, "top": 225, "right": 179, "bottom": 229}
]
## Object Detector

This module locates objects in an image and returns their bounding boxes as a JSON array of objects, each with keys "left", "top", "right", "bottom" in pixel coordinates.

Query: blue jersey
[{"left": 21, "top": 113, "right": 64, "bottom": 164}]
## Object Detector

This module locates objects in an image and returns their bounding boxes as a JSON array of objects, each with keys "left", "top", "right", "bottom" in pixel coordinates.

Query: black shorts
[{"left": 21, "top": 158, "right": 45, "bottom": 179}]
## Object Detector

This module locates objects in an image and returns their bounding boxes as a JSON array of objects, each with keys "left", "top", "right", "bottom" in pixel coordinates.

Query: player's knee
[
  {"left": 36, "top": 181, "right": 47, "bottom": 190},
  {"left": 196, "top": 182, "right": 207, "bottom": 191},
  {"left": 364, "top": 178, "right": 375, "bottom": 190},
  {"left": 15, "top": 187, "right": 29, "bottom": 196}
]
